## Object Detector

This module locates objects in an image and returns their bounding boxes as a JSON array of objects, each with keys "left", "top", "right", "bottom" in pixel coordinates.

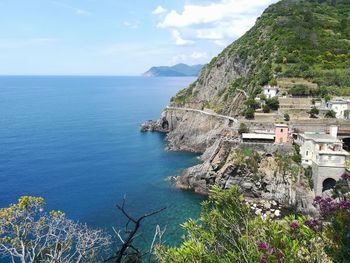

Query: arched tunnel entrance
[
  {"left": 343, "top": 137, "right": 350, "bottom": 151},
  {"left": 322, "top": 178, "right": 337, "bottom": 192},
  {"left": 161, "top": 119, "right": 169, "bottom": 130}
]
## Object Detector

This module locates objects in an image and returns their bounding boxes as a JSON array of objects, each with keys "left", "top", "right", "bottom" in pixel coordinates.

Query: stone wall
[{"left": 312, "top": 163, "right": 345, "bottom": 196}]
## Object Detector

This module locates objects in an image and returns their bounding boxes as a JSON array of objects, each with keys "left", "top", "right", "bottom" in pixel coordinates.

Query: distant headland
[{"left": 143, "top": 63, "right": 204, "bottom": 77}]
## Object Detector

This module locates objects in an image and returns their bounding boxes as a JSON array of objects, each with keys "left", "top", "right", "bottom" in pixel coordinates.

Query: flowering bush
[
  {"left": 157, "top": 175, "right": 350, "bottom": 263},
  {"left": 313, "top": 174, "right": 350, "bottom": 262},
  {"left": 255, "top": 216, "right": 329, "bottom": 263},
  {"left": 157, "top": 187, "right": 330, "bottom": 262}
]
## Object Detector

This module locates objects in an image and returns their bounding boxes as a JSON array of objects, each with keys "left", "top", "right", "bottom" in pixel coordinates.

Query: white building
[
  {"left": 263, "top": 85, "right": 279, "bottom": 99},
  {"left": 296, "top": 126, "right": 349, "bottom": 195},
  {"left": 327, "top": 98, "right": 349, "bottom": 119}
]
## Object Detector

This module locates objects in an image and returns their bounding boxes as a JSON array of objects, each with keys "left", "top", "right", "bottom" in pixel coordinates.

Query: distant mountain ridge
[{"left": 143, "top": 63, "right": 204, "bottom": 77}]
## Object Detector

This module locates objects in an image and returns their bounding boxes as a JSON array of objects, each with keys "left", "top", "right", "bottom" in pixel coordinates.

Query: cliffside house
[
  {"left": 296, "top": 126, "right": 350, "bottom": 196},
  {"left": 263, "top": 85, "right": 279, "bottom": 99},
  {"left": 242, "top": 124, "right": 289, "bottom": 144},
  {"left": 327, "top": 98, "right": 349, "bottom": 119},
  {"left": 275, "top": 124, "right": 289, "bottom": 144}
]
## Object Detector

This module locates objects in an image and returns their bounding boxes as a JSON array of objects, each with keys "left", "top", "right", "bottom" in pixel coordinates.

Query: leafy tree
[
  {"left": 268, "top": 79, "right": 278, "bottom": 86},
  {"left": 157, "top": 187, "right": 330, "bottom": 263},
  {"left": 292, "top": 144, "right": 302, "bottom": 163},
  {"left": 238, "top": 123, "right": 249, "bottom": 134},
  {"left": 244, "top": 98, "right": 260, "bottom": 110},
  {"left": 284, "top": 113, "right": 290, "bottom": 121},
  {"left": 325, "top": 110, "right": 336, "bottom": 118},
  {"left": 266, "top": 97, "right": 279, "bottom": 111},
  {"left": 289, "top": 84, "right": 310, "bottom": 96},
  {"left": 0, "top": 196, "right": 111, "bottom": 263},
  {"left": 308, "top": 106, "right": 319, "bottom": 118},
  {"left": 324, "top": 94, "right": 332, "bottom": 102},
  {"left": 274, "top": 65, "right": 282, "bottom": 73},
  {"left": 244, "top": 108, "right": 255, "bottom": 119},
  {"left": 259, "top": 94, "right": 268, "bottom": 101},
  {"left": 262, "top": 104, "right": 270, "bottom": 113}
]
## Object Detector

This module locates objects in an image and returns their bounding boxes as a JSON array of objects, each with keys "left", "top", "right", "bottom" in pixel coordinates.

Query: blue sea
[{"left": 0, "top": 76, "right": 204, "bottom": 248}]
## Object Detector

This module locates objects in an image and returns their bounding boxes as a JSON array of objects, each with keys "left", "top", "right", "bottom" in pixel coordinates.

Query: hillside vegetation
[{"left": 170, "top": 0, "right": 350, "bottom": 115}]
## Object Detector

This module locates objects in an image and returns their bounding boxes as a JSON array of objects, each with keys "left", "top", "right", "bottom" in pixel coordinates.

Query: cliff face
[
  {"left": 176, "top": 140, "right": 316, "bottom": 214},
  {"left": 142, "top": 108, "right": 238, "bottom": 152}
]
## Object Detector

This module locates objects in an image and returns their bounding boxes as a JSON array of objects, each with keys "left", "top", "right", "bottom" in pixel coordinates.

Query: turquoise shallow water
[{"left": 0, "top": 76, "right": 205, "bottom": 248}]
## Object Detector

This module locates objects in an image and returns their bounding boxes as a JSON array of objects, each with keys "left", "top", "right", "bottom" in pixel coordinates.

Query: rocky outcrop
[
  {"left": 175, "top": 140, "right": 316, "bottom": 215},
  {"left": 142, "top": 108, "right": 238, "bottom": 153}
]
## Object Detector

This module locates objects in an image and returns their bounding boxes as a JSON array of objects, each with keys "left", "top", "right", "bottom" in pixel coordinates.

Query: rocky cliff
[{"left": 176, "top": 140, "right": 316, "bottom": 214}]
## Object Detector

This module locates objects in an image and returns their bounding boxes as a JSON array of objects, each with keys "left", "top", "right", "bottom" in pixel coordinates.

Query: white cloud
[
  {"left": 152, "top": 5, "right": 167, "bottom": 15},
  {"left": 172, "top": 30, "right": 194, "bottom": 46},
  {"left": 191, "top": 51, "right": 208, "bottom": 60},
  {"left": 159, "top": 0, "right": 277, "bottom": 28},
  {"left": 158, "top": 0, "right": 278, "bottom": 45},
  {"left": 213, "top": 40, "right": 227, "bottom": 47}
]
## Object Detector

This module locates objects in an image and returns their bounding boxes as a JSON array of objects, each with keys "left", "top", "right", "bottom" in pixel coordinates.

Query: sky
[{"left": 0, "top": 0, "right": 279, "bottom": 75}]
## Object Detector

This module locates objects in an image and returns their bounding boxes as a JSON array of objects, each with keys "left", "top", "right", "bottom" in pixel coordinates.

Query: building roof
[
  {"left": 275, "top": 124, "right": 288, "bottom": 128},
  {"left": 242, "top": 133, "right": 275, "bottom": 140},
  {"left": 263, "top": 85, "right": 279, "bottom": 91},
  {"left": 319, "top": 150, "right": 350, "bottom": 156},
  {"left": 299, "top": 132, "right": 341, "bottom": 143},
  {"left": 329, "top": 99, "right": 348, "bottom": 105}
]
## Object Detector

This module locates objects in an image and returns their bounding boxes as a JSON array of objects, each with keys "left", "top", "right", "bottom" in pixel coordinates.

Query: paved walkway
[{"left": 165, "top": 106, "right": 238, "bottom": 123}]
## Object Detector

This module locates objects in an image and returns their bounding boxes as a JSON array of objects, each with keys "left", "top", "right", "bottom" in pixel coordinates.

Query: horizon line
[{"left": 0, "top": 74, "right": 197, "bottom": 77}]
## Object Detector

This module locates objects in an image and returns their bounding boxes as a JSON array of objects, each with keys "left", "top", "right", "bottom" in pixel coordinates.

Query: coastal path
[{"left": 165, "top": 106, "right": 238, "bottom": 123}]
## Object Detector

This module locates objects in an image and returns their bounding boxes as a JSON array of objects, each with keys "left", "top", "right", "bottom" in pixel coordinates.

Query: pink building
[{"left": 275, "top": 124, "right": 289, "bottom": 143}]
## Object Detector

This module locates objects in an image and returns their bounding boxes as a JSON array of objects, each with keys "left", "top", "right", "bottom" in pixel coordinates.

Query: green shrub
[
  {"left": 325, "top": 110, "right": 336, "bottom": 118},
  {"left": 262, "top": 104, "right": 271, "bottom": 113},
  {"left": 266, "top": 97, "right": 280, "bottom": 110},
  {"left": 157, "top": 186, "right": 331, "bottom": 263},
  {"left": 308, "top": 106, "right": 319, "bottom": 118},
  {"left": 244, "top": 108, "right": 255, "bottom": 119},
  {"left": 284, "top": 113, "right": 290, "bottom": 121},
  {"left": 238, "top": 123, "right": 249, "bottom": 134}
]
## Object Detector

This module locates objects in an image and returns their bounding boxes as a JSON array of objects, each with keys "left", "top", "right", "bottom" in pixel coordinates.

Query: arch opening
[
  {"left": 322, "top": 178, "right": 336, "bottom": 192},
  {"left": 343, "top": 137, "right": 350, "bottom": 151}
]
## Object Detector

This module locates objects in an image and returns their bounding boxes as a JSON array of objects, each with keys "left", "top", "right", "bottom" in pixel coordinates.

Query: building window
[{"left": 306, "top": 151, "right": 308, "bottom": 156}]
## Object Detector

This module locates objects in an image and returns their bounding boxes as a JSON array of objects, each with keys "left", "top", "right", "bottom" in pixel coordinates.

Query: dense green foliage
[
  {"left": 156, "top": 187, "right": 333, "bottom": 263},
  {"left": 171, "top": 0, "right": 350, "bottom": 111},
  {"left": 324, "top": 109, "right": 337, "bottom": 118},
  {"left": 266, "top": 97, "right": 280, "bottom": 111},
  {"left": 308, "top": 106, "right": 320, "bottom": 118},
  {"left": 238, "top": 123, "right": 249, "bottom": 134},
  {"left": 292, "top": 144, "right": 302, "bottom": 163},
  {"left": 284, "top": 113, "right": 290, "bottom": 121}
]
